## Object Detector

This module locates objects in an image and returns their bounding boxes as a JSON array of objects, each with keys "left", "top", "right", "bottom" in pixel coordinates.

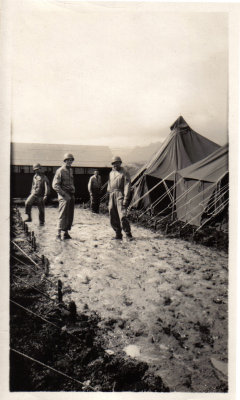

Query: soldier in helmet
[
  {"left": 52, "top": 153, "right": 75, "bottom": 240},
  {"left": 107, "top": 156, "right": 133, "bottom": 240},
  {"left": 24, "top": 163, "right": 50, "bottom": 225},
  {"left": 88, "top": 169, "right": 102, "bottom": 213}
]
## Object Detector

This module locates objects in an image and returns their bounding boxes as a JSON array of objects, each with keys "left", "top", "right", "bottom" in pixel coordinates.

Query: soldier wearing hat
[
  {"left": 24, "top": 163, "right": 50, "bottom": 225},
  {"left": 52, "top": 153, "right": 75, "bottom": 240},
  {"left": 107, "top": 156, "right": 133, "bottom": 240},
  {"left": 88, "top": 169, "right": 102, "bottom": 213}
]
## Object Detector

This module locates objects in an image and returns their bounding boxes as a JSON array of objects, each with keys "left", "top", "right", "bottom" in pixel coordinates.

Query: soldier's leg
[
  {"left": 36, "top": 197, "right": 45, "bottom": 225},
  {"left": 117, "top": 196, "right": 131, "bottom": 235},
  {"left": 25, "top": 194, "right": 36, "bottom": 221},
  {"left": 95, "top": 193, "right": 100, "bottom": 213},
  {"left": 67, "top": 195, "right": 75, "bottom": 230},
  {"left": 109, "top": 193, "right": 122, "bottom": 237},
  {"left": 90, "top": 194, "right": 94, "bottom": 212},
  {"left": 58, "top": 197, "right": 69, "bottom": 231},
  {"left": 92, "top": 193, "right": 99, "bottom": 213}
]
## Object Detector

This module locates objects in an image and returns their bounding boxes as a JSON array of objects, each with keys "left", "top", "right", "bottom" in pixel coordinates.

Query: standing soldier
[
  {"left": 52, "top": 153, "right": 75, "bottom": 240},
  {"left": 24, "top": 163, "right": 50, "bottom": 225},
  {"left": 107, "top": 156, "right": 133, "bottom": 240},
  {"left": 88, "top": 169, "right": 102, "bottom": 213}
]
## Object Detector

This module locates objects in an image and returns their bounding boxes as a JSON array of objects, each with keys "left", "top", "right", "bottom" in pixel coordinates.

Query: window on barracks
[
  {"left": 20, "top": 166, "right": 31, "bottom": 173},
  {"left": 11, "top": 166, "right": 20, "bottom": 173},
  {"left": 74, "top": 167, "right": 84, "bottom": 174},
  {"left": 41, "top": 166, "right": 53, "bottom": 173},
  {"left": 86, "top": 168, "right": 96, "bottom": 175},
  {"left": 39, "top": 166, "right": 46, "bottom": 173}
]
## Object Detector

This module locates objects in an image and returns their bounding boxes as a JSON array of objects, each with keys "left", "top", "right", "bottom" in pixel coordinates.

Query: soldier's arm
[
  {"left": 88, "top": 177, "right": 92, "bottom": 194},
  {"left": 123, "top": 171, "right": 131, "bottom": 206},
  {"left": 107, "top": 173, "right": 111, "bottom": 192},
  {"left": 52, "top": 170, "right": 65, "bottom": 196},
  {"left": 30, "top": 177, "right": 35, "bottom": 194},
  {"left": 44, "top": 176, "right": 51, "bottom": 197}
]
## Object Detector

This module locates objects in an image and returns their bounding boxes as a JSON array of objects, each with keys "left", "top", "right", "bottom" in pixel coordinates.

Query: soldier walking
[
  {"left": 24, "top": 163, "right": 50, "bottom": 225},
  {"left": 88, "top": 169, "right": 102, "bottom": 213},
  {"left": 52, "top": 153, "right": 75, "bottom": 240},
  {"left": 107, "top": 156, "right": 133, "bottom": 240}
]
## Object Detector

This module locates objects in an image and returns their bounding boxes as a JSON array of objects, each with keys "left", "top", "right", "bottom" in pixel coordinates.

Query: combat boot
[
  {"left": 63, "top": 232, "right": 72, "bottom": 240},
  {"left": 126, "top": 232, "right": 133, "bottom": 241},
  {"left": 24, "top": 215, "right": 32, "bottom": 222},
  {"left": 112, "top": 233, "right": 123, "bottom": 240}
]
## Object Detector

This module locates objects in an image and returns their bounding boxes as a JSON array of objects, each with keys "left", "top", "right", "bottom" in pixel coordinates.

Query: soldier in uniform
[
  {"left": 24, "top": 163, "right": 50, "bottom": 225},
  {"left": 52, "top": 153, "right": 75, "bottom": 240},
  {"left": 107, "top": 156, "right": 133, "bottom": 240},
  {"left": 88, "top": 169, "right": 102, "bottom": 213}
]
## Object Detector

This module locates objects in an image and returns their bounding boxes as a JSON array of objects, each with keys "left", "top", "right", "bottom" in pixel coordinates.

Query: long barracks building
[{"left": 11, "top": 142, "right": 112, "bottom": 201}]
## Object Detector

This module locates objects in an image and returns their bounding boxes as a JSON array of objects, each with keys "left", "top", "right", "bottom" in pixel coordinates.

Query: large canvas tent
[
  {"left": 130, "top": 116, "right": 220, "bottom": 212},
  {"left": 175, "top": 143, "right": 229, "bottom": 227}
]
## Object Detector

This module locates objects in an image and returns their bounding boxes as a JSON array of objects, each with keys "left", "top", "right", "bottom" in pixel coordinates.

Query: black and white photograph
[{"left": 0, "top": 0, "right": 239, "bottom": 398}]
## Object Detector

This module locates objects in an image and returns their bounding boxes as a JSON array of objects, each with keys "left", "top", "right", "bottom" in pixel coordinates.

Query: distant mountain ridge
[{"left": 110, "top": 141, "right": 163, "bottom": 165}]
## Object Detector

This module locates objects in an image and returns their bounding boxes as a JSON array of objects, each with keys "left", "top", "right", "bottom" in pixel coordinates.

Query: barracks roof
[{"left": 11, "top": 142, "right": 112, "bottom": 168}]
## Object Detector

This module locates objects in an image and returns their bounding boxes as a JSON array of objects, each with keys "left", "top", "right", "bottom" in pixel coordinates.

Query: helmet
[
  {"left": 63, "top": 153, "right": 74, "bottom": 162},
  {"left": 33, "top": 163, "right": 41, "bottom": 171},
  {"left": 111, "top": 156, "right": 122, "bottom": 164}
]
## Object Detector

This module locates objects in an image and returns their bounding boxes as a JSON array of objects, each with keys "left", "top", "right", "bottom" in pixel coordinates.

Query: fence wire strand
[{"left": 10, "top": 348, "right": 96, "bottom": 391}]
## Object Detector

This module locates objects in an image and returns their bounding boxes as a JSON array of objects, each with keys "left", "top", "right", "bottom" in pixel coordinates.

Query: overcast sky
[{"left": 10, "top": 0, "right": 228, "bottom": 147}]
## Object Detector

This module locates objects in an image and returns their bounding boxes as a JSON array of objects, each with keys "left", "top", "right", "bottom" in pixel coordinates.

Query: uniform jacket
[
  {"left": 107, "top": 167, "right": 131, "bottom": 205},
  {"left": 31, "top": 173, "right": 50, "bottom": 197},
  {"left": 88, "top": 175, "right": 102, "bottom": 194},
  {"left": 52, "top": 165, "right": 75, "bottom": 196}
]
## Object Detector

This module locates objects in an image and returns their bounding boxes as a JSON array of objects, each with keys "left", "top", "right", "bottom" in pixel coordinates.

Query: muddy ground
[{"left": 11, "top": 205, "right": 228, "bottom": 392}]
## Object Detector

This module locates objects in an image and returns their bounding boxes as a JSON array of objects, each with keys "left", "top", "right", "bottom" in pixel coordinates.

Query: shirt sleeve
[
  {"left": 52, "top": 169, "right": 65, "bottom": 196},
  {"left": 44, "top": 176, "right": 51, "bottom": 196},
  {"left": 107, "top": 173, "right": 111, "bottom": 192},
  {"left": 123, "top": 171, "right": 131, "bottom": 204},
  {"left": 31, "top": 177, "right": 35, "bottom": 193},
  {"left": 88, "top": 177, "right": 92, "bottom": 193}
]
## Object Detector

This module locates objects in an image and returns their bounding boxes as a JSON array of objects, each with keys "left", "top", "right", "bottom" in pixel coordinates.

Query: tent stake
[
  {"left": 165, "top": 224, "right": 168, "bottom": 234},
  {"left": 41, "top": 255, "right": 45, "bottom": 266},
  {"left": 69, "top": 301, "right": 77, "bottom": 323},
  {"left": 44, "top": 258, "right": 50, "bottom": 276},
  {"left": 33, "top": 237, "right": 36, "bottom": 251},
  {"left": 58, "top": 280, "right": 63, "bottom": 303}
]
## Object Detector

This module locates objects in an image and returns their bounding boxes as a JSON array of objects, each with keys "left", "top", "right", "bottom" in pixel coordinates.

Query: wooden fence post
[
  {"left": 44, "top": 258, "right": 50, "bottom": 276},
  {"left": 58, "top": 280, "right": 63, "bottom": 303},
  {"left": 69, "top": 301, "right": 77, "bottom": 323}
]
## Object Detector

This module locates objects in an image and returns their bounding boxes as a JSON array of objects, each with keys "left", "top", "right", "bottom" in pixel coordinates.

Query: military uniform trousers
[
  {"left": 109, "top": 191, "right": 131, "bottom": 235},
  {"left": 25, "top": 194, "right": 45, "bottom": 223},
  {"left": 58, "top": 193, "right": 75, "bottom": 231},
  {"left": 90, "top": 190, "right": 101, "bottom": 213}
]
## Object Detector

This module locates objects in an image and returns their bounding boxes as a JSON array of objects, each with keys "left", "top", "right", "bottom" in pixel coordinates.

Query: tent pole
[
  {"left": 148, "top": 177, "right": 184, "bottom": 222},
  {"left": 128, "top": 170, "right": 176, "bottom": 210},
  {"left": 139, "top": 177, "right": 181, "bottom": 219}
]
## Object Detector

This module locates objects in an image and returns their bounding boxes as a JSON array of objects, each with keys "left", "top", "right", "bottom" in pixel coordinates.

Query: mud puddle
[{"left": 17, "top": 206, "right": 228, "bottom": 392}]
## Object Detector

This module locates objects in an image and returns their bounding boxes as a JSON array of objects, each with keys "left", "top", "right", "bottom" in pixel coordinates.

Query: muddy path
[{"left": 17, "top": 205, "right": 228, "bottom": 392}]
